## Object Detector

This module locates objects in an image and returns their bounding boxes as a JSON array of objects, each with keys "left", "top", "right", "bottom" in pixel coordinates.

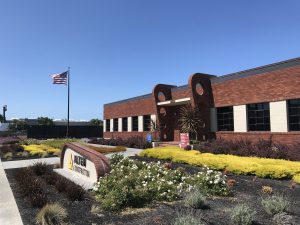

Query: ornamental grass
[{"left": 140, "top": 147, "right": 300, "bottom": 183}]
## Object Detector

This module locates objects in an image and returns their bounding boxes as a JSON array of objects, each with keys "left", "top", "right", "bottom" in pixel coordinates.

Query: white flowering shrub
[
  {"left": 93, "top": 154, "right": 228, "bottom": 212},
  {"left": 185, "top": 166, "right": 229, "bottom": 196}
]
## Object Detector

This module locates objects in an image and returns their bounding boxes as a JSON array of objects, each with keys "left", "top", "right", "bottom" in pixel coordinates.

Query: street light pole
[{"left": 3, "top": 105, "right": 7, "bottom": 122}]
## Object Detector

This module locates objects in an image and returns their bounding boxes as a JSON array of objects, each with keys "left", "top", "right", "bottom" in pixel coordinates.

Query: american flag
[{"left": 51, "top": 71, "right": 68, "bottom": 85}]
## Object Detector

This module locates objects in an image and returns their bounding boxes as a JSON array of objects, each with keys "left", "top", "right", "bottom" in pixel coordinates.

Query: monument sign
[{"left": 61, "top": 142, "right": 110, "bottom": 184}]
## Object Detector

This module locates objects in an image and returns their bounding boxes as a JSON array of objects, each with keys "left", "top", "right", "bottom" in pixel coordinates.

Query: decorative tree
[
  {"left": 150, "top": 119, "right": 159, "bottom": 141},
  {"left": 89, "top": 118, "right": 103, "bottom": 126},
  {"left": 37, "top": 117, "right": 55, "bottom": 126},
  {"left": 9, "top": 119, "right": 28, "bottom": 131},
  {"left": 178, "top": 104, "right": 204, "bottom": 141}
]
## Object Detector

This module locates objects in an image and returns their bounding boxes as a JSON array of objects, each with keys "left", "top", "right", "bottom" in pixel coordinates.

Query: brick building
[{"left": 103, "top": 57, "right": 300, "bottom": 145}]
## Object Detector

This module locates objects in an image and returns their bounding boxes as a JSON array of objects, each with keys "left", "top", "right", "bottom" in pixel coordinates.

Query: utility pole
[{"left": 3, "top": 105, "right": 7, "bottom": 122}]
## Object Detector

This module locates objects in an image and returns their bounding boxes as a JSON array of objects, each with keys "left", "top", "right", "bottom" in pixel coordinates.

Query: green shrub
[
  {"left": 42, "top": 173, "right": 59, "bottom": 185},
  {"left": 29, "top": 191, "right": 48, "bottom": 208},
  {"left": 173, "top": 211, "right": 204, "bottom": 225},
  {"left": 41, "top": 138, "right": 80, "bottom": 149},
  {"left": 191, "top": 166, "right": 229, "bottom": 196},
  {"left": 184, "top": 190, "right": 206, "bottom": 209},
  {"left": 3, "top": 152, "right": 13, "bottom": 160},
  {"left": 21, "top": 151, "right": 29, "bottom": 157},
  {"left": 230, "top": 204, "right": 256, "bottom": 225},
  {"left": 29, "top": 150, "right": 49, "bottom": 158},
  {"left": 36, "top": 203, "right": 67, "bottom": 225},
  {"left": 65, "top": 183, "right": 85, "bottom": 201},
  {"left": 109, "top": 153, "right": 125, "bottom": 166},
  {"left": 32, "top": 162, "right": 51, "bottom": 176},
  {"left": 55, "top": 177, "right": 69, "bottom": 193},
  {"left": 261, "top": 195, "right": 290, "bottom": 215},
  {"left": 273, "top": 212, "right": 297, "bottom": 225},
  {"left": 93, "top": 154, "right": 228, "bottom": 212},
  {"left": 21, "top": 138, "right": 40, "bottom": 145}
]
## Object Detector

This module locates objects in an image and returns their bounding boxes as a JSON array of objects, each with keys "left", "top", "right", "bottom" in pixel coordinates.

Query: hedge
[{"left": 139, "top": 147, "right": 300, "bottom": 183}]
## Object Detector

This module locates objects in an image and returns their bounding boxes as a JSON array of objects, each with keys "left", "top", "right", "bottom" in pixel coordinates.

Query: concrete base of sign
[{"left": 54, "top": 168, "right": 95, "bottom": 190}]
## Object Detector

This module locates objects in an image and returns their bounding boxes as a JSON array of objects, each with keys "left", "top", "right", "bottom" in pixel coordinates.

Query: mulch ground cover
[{"left": 4, "top": 156, "right": 300, "bottom": 225}]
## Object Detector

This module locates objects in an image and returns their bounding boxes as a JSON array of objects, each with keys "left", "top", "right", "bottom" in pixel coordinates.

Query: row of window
[
  {"left": 106, "top": 115, "right": 151, "bottom": 132},
  {"left": 217, "top": 99, "right": 300, "bottom": 131}
]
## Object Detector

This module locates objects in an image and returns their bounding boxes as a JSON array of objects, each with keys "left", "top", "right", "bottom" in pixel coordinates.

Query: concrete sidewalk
[
  {"left": 2, "top": 157, "right": 60, "bottom": 169},
  {"left": 86, "top": 144, "right": 143, "bottom": 158},
  {"left": 106, "top": 147, "right": 143, "bottom": 158},
  {"left": 0, "top": 159, "right": 23, "bottom": 225}
]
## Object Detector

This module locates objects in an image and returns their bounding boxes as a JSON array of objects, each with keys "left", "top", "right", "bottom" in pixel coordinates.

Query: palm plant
[{"left": 178, "top": 104, "right": 204, "bottom": 141}]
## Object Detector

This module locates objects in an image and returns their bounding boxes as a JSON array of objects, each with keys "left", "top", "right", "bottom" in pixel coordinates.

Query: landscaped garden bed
[
  {"left": 0, "top": 138, "right": 75, "bottom": 161},
  {"left": 0, "top": 137, "right": 126, "bottom": 161},
  {"left": 88, "top": 136, "right": 152, "bottom": 149},
  {"left": 140, "top": 146, "right": 300, "bottom": 183},
  {"left": 5, "top": 154, "right": 300, "bottom": 225},
  {"left": 193, "top": 138, "right": 300, "bottom": 161}
]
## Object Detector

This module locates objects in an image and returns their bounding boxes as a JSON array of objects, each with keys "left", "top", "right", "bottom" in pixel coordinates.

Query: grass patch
[{"left": 140, "top": 147, "right": 300, "bottom": 183}]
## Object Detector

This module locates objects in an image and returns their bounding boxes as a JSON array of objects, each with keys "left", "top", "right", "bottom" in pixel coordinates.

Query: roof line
[
  {"left": 212, "top": 57, "right": 300, "bottom": 83},
  {"left": 104, "top": 57, "right": 300, "bottom": 106},
  {"left": 104, "top": 93, "right": 152, "bottom": 106}
]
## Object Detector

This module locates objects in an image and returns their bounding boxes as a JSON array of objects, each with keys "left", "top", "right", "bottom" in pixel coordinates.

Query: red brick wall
[
  {"left": 216, "top": 132, "right": 300, "bottom": 145},
  {"left": 212, "top": 66, "right": 300, "bottom": 107},
  {"left": 171, "top": 88, "right": 190, "bottom": 100},
  {"left": 104, "top": 131, "right": 149, "bottom": 139},
  {"left": 104, "top": 97, "right": 156, "bottom": 119}
]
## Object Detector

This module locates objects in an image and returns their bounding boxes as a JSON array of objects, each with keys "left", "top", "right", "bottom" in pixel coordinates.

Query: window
[
  {"left": 247, "top": 103, "right": 270, "bottom": 131},
  {"left": 106, "top": 119, "right": 110, "bottom": 132},
  {"left": 122, "top": 117, "right": 128, "bottom": 131},
  {"left": 217, "top": 106, "right": 234, "bottom": 131},
  {"left": 288, "top": 99, "right": 300, "bottom": 131},
  {"left": 113, "top": 118, "right": 118, "bottom": 132},
  {"left": 132, "top": 116, "right": 138, "bottom": 131},
  {"left": 143, "top": 115, "right": 151, "bottom": 131}
]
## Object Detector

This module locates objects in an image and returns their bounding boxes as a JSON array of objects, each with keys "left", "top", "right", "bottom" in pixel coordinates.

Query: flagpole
[{"left": 67, "top": 67, "right": 70, "bottom": 138}]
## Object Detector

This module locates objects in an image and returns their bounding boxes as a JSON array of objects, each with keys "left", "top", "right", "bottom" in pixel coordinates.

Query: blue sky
[{"left": 1, "top": 0, "right": 300, "bottom": 120}]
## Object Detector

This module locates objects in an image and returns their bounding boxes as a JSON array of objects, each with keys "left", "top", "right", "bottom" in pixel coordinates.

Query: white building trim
[
  {"left": 233, "top": 105, "right": 247, "bottom": 132},
  {"left": 128, "top": 117, "right": 132, "bottom": 132},
  {"left": 157, "top": 97, "right": 191, "bottom": 106},
  {"left": 103, "top": 119, "right": 106, "bottom": 132},
  {"left": 270, "top": 101, "right": 288, "bottom": 132},
  {"left": 110, "top": 119, "right": 114, "bottom": 132},
  {"left": 118, "top": 118, "right": 122, "bottom": 132},
  {"left": 138, "top": 116, "right": 144, "bottom": 132}
]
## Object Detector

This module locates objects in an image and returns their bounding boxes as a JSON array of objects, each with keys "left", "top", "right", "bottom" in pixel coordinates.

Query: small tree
[
  {"left": 9, "top": 119, "right": 28, "bottom": 131},
  {"left": 37, "top": 117, "right": 55, "bottom": 126},
  {"left": 150, "top": 119, "right": 160, "bottom": 141},
  {"left": 0, "top": 114, "right": 3, "bottom": 123},
  {"left": 89, "top": 118, "right": 103, "bottom": 126},
  {"left": 178, "top": 104, "right": 204, "bottom": 141}
]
